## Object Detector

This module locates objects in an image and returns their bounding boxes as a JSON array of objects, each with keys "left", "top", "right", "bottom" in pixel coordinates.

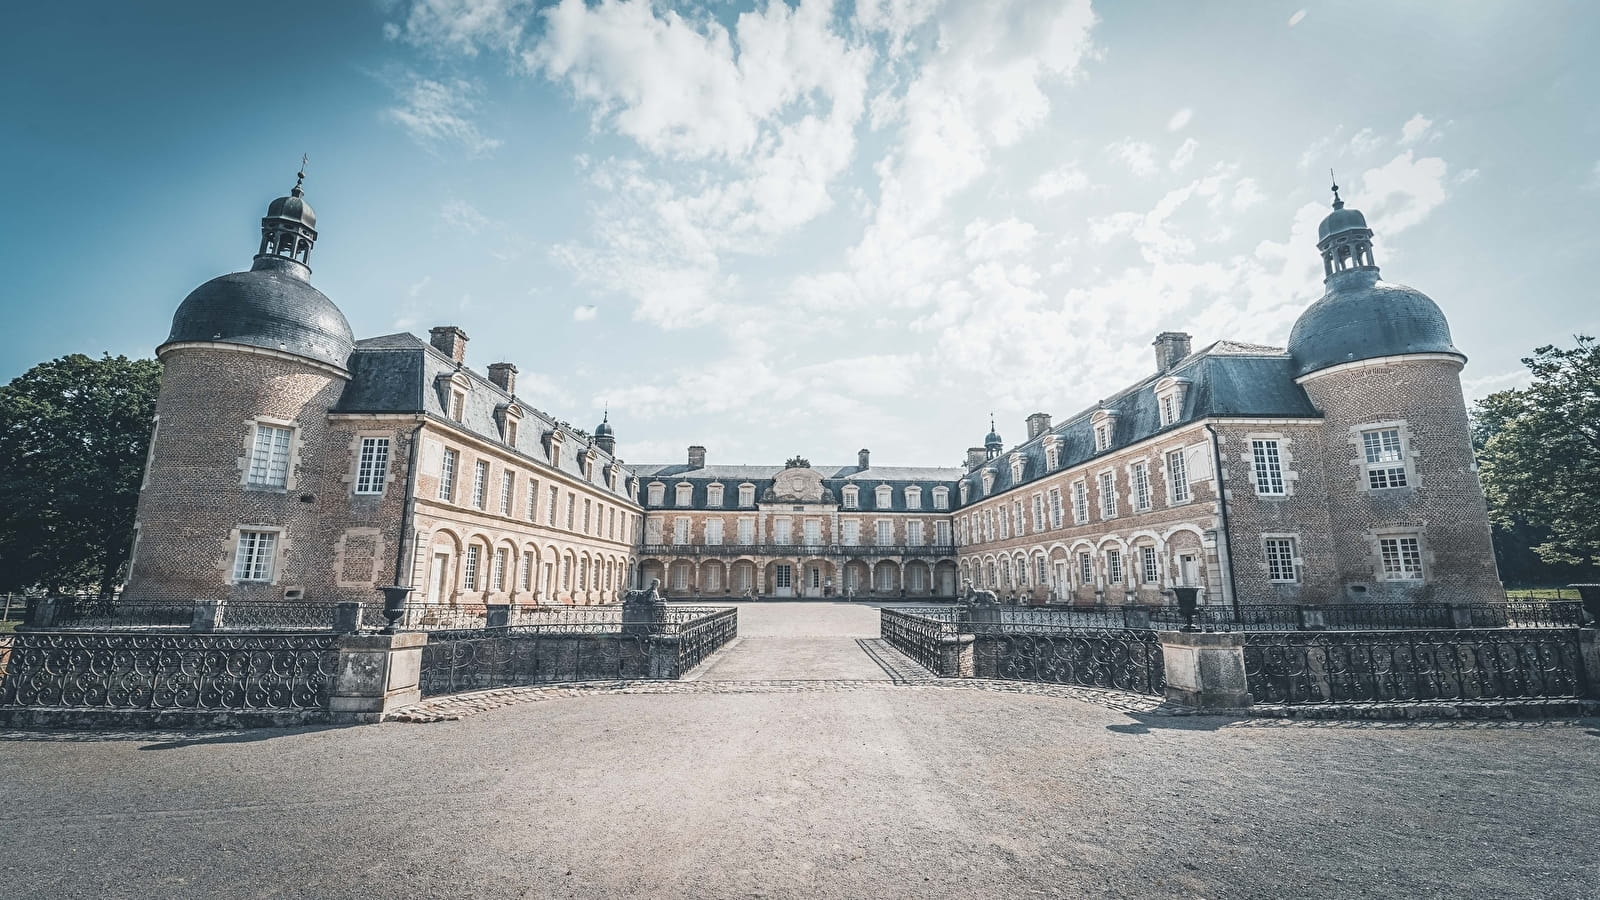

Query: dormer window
[
  {"left": 496, "top": 403, "right": 523, "bottom": 446},
  {"left": 547, "top": 432, "right": 563, "bottom": 468},
  {"left": 1009, "top": 455, "right": 1025, "bottom": 485},
  {"left": 980, "top": 470, "right": 995, "bottom": 496},
  {"left": 449, "top": 392, "right": 465, "bottom": 422},
  {"left": 958, "top": 483, "right": 969, "bottom": 505},
  {"left": 1091, "top": 409, "right": 1119, "bottom": 453},
  {"left": 874, "top": 485, "right": 893, "bottom": 509},
  {"left": 931, "top": 486, "right": 949, "bottom": 510},
  {"left": 1155, "top": 377, "right": 1192, "bottom": 428},
  {"left": 905, "top": 486, "right": 923, "bottom": 510},
  {"left": 842, "top": 485, "right": 859, "bottom": 509},
  {"left": 647, "top": 481, "right": 665, "bottom": 506},
  {"left": 707, "top": 483, "right": 724, "bottom": 507},
  {"left": 1044, "top": 441, "right": 1060, "bottom": 472},
  {"left": 739, "top": 483, "right": 755, "bottom": 507},
  {"left": 675, "top": 482, "right": 693, "bottom": 507}
]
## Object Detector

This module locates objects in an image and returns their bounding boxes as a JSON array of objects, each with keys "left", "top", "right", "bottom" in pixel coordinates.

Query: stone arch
[
  {"left": 699, "top": 558, "right": 727, "bottom": 595},
  {"left": 491, "top": 537, "right": 519, "bottom": 597},
  {"left": 872, "top": 559, "right": 901, "bottom": 595},
  {"left": 667, "top": 557, "right": 695, "bottom": 596},
  {"left": 842, "top": 558, "right": 871, "bottom": 596},
  {"left": 729, "top": 558, "right": 757, "bottom": 595},
  {"left": 800, "top": 557, "right": 836, "bottom": 598},
  {"left": 934, "top": 559, "right": 958, "bottom": 597},
  {"left": 903, "top": 559, "right": 932, "bottom": 596}
]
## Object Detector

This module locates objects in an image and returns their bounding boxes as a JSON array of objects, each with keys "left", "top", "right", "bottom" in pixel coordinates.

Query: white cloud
[
  {"left": 1106, "top": 138, "right": 1158, "bottom": 176},
  {"left": 1358, "top": 150, "right": 1450, "bottom": 235},
  {"left": 440, "top": 198, "right": 492, "bottom": 234},
  {"left": 1586, "top": 160, "right": 1600, "bottom": 191},
  {"left": 1028, "top": 161, "right": 1091, "bottom": 200},
  {"left": 1349, "top": 127, "right": 1383, "bottom": 155},
  {"left": 1231, "top": 177, "right": 1265, "bottom": 211},
  {"left": 1167, "top": 107, "right": 1193, "bottom": 132},
  {"left": 1288, "top": 9, "right": 1307, "bottom": 26},
  {"left": 383, "top": 76, "right": 502, "bottom": 157},
  {"left": 1169, "top": 138, "right": 1198, "bottom": 171},
  {"left": 572, "top": 304, "right": 598, "bottom": 321},
  {"left": 389, "top": 0, "right": 531, "bottom": 57},
  {"left": 1399, "top": 113, "right": 1434, "bottom": 145}
]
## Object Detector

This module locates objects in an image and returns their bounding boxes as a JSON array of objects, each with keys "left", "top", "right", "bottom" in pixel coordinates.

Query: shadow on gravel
[
  {"left": 1106, "top": 712, "right": 1245, "bottom": 735},
  {"left": 137, "top": 725, "right": 345, "bottom": 750}
]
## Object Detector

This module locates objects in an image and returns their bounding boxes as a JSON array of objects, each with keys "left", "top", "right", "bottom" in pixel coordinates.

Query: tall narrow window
[
  {"left": 355, "top": 437, "right": 389, "bottom": 494},
  {"left": 583, "top": 499, "right": 592, "bottom": 533},
  {"left": 647, "top": 483, "right": 665, "bottom": 505},
  {"left": 448, "top": 391, "right": 465, "bottom": 422},
  {"left": 738, "top": 518, "right": 755, "bottom": 544},
  {"left": 247, "top": 424, "right": 293, "bottom": 489},
  {"left": 1106, "top": 549, "right": 1123, "bottom": 584},
  {"left": 463, "top": 545, "right": 480, "bottom": 591},
  {"left": 472, "top": 461, "right": 489, "bottom": 509},
  {"left": 1048, "top": 488, "right": 1063, "bottom": 529},
  {"left": 908, "top": 520, "right": 925, "bottom": 546},
  {"left": 439, "top": 448, "right": 459, "bottom": 501},
  {"left": 566, "top": 495, "right": 575, "bottom": 530},
  {"left": 774, "top": 518, "right": 792, "bottom": 545},
  {"left": 675, "top": 483, "right": 693, "bottom": 507},
  {"left": 1252, "top": 440, "right": 1286, "bottom": 495},
  {"left": 1013, "top": 500, "right": 1025, "bottom": 536},
  {"left": 1167, "top": 449, "right": 1190, "bottom": 503},
  {"left": 1078, "top": 552, "right": 1093, "bottom": 585},
  {"left": 876, "top": 520, "right": 894, "bottom": 546},
  {"left": 935, "top": 520, "right": 950, "bottom": 546},
  {"left": 500, "top": 471, "right": 514, "bottom": 515},
  {"left": 842, "top": 520, "right": 860, "bottom": 546},
  {"left": 998, "top": 507, "right": 1010, "bottom": 539},
  {"left": 804, "top": 519, "right": 821, "bottom": 544},
  {"left": 673, "top": 517, "right": 690, "bottom": 544},
  {"left": 1362, "top": 428, "right": 1409, "bottom": 489},
  {"left": 1099, "top": 472, "right": 1118, "bottom": 518},
  {"left": 492, "top": 548, "right": 507, "bottom": 591},
  {"left": 527, "top": 479, "right": 539, "bottom": 522},
  {"left": 876, "top": 486, "right": 894, "bottom": 509},
  {"left": 843, "top": 487, "right": 859, "bottom": 509},
  {"left": 739, "top": 484, "right": 755, "bottom": 507},
  {"left": 233, "top": 530, "right": 277, "bottom": 582},
  {"left": 1072, "top": 481, "right": 1088, "bottom": 525},
  {"left": 1045, "top": 444, "right": 1059, "bottom": 471},
  {"left": 1032, "top": 495, "right": 1045, "bottom": 532},
  {"left": 1379, "top": 536, "right": 1424, "bottom": 581},
  {"left": 906, "top": 487, "right": 922, "bottom": 510},
  {"left": 521, "top": 552, "right": 534, "bottom": 591},
  {"left": 547, "top": 486, "right": 559, "bottom": 525},
  {"left": 706, "top": 519, "right": 724, "bottom": 545},
  {"left": 1037, "top": 556, "right": 1048, "bottom": 585},
  {"left": 1140, "top": 546, "right": 1159, "bottom": 584},
  {"left": 1132, "top": 462, "right": 1151, "bottom": 511},
  {"left": 707, "top": 484, "right": 724, "bottom": 507},
  {"left": 505, "top": 419, "right": 518, "bottom": 446},
  {"left": 1265, "top": 537, "right": 1299, "bottom": 583},
  {"left": 932, "top": 487, "right": 949, "bottom": 510}
]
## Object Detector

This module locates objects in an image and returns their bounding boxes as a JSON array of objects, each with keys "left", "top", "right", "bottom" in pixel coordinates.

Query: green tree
[
  {"left": 1476, "top": 336, "right": 1600, "bottom": 570},
  {"left": 0, "top": 354, "right": 161, "bottom": 595}
]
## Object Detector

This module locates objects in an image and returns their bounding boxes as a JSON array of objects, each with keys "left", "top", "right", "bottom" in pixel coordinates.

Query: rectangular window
[
  {"left": 1140, "top": 546, "right": 1159, "bottom": 584},
  {"left": 998, "top": 506, "right": 1009, "bottom": 539},
  {"left": 673, "top": 518, "right": 690, "bottom": 544},
  {"left": 1099, "top": 471, "right": 1118, "bottom": 518},
  {"left": 933, "top": 489, "right": 949, "bottom": 510},
  {"left": 547, "top": 486, "right": 559, "bottom": 525},
  {"left": 647, "top": 483, "right": 664, "bottom": 505},
  {"left": 908, "top": 520, "right": 925, "bottom": 546},
  {"left": 707, "top": 484, "right": 724, "bottom": 507},
  {"left": 355, "top": 437, "right": 389, "bottom": 494},
  {"left": 935, "top": 520, "right": 950, "bottom": 545},
  {"left": 1380, "top": 536, "right": 1424, "bottom": 581},
  {"left": 738, "top": 518, "right": 755, "bottom": 544},
  {"left": 1363, "top": 428, "right": 1409, "bottom": 490},
  {"left": 232, "top": 530, "right": 277, "bottom": 581},
  {"left": 584, "top": 499, "right": 592, "bottom": 533},
  {"left": 675, "top": 484, "right": 693, "bottom": 507},
  {"left": 739, "top": 485, "right": 755, "bottom": 506},
  {"left": 1048, "top": 488, "right": 1063, "bottom": 529},
  {"left": 1131, "top": 462, "right": 1151, "bottom": 511},
  {"left": 706, "top": 519, "right": 724, "bottom": 545},
  {"left": 645, "top": 518, "right": 663, "bottom": 544},
  {"left": 500, "top": 471, "right": 514, "bottom": 515},
  {"left": 775, "top": 565, "right": 792, "bottom": 589},
  {"left": 804, "top": 519, "right": 821, "bottom": 544},
  {"left": 505, "top": 419, "right": 517, "bottom": 446},
  {"left": 1160, "top": 395, "right": 1174, "bottom": 426},
  {"left": 1094, "top": 423, "right": 1109, "bottom": 452},
  {"left": 774, "top": 518, "right": 792, "bottom": 545},
  {"left": 247, "top": 423, "right": 293, "bottom": 489},
  {"left": 608, "top": 507, "right": 617, "bottom": 539},
  {"left": 1106, "top": 549, "right": 1123, "bottom": 585},
  {"left": 1167, "top": 449, "right": 1190, "bottom": 503},
  {"left": 876, "top": 520, "right": 894, "bottom": 546},
  {"left": 439, "top": 448, "right": 458, "bottom": 501},
  {"left": 1078, "top": 552, "right": 1093, "bottom": 585},
  {"left": 463, "top": 545, "right": 480, "bottom": 591},
  {"left": 906, "top": 489, "right": 922, "bottom": 511},
  {"left": 471, "top": 461, "right": 488, "bottom": 509},
  {"left": 1252, "top": 439, "right": 1286, "bottom": 495},
  {"left": 1013, "top": 500, "right": 1025, "bottom": 536},
  {"left": 1265, "top": 537, "right": 1299, "bottom": 583},
  {"left": 521, "top": 552, "right": 534, "bottom": 591},
  {"left": 1072, "top": 481, "right": 1088, "bottom": 524},
  {"left": 448, "top": 391, "right": 465, "bottom": 422},
  {"left": 1045, "top": 444, "right": 1059, "bottom": 471},
  {"left": 492, "top": 548, "right": 506, "bottom": 592},
  {"left": 843, "top": 490, "right": 858, "bottom": 510},
  {"left": 526, "top": 479, "right": 539, "bottom": 522},
  {"left": 842, "top": 520, "right": 860, "bottom": 546},
  {"left": 1032, "top": 495, "right": 1045, "bottom": 532},
  {"left": 566, "top": 495, "right": 575, "bottom": 530}
]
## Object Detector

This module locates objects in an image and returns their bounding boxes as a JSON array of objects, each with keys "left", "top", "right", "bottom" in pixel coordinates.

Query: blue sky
[{"left": 4, "top": 1, "right": 1597, "bottom": 467}]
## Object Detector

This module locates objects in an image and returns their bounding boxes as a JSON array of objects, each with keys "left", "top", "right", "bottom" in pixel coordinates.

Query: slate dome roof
[
  {"left": 265, "top": 192, "right": 316, "bottom": 229},
  {"left": 164, "top": 258, "right": 354, "bottom": 370},
  {"left": 1287, "top": 269, "right": 1462, "bottom": 378},
  {"left": 1317, "top": 205, "right": 1367, "bottom": 241}
]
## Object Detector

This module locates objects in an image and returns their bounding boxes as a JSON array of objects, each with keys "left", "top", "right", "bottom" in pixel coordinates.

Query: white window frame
[
  {"left": 706, "top": 518, "right": 724, "bottom": 546},
  {"left": 876, "top": 520, "right": 894, "bottom": 546},
  {"left": 1166, "top": 448, "right": 1190, "bottom": 504},
  {"left": 355, "top": 436, "right": 390, "bottom": 495},
  {"left": 932, "top": 487, "right": 949, "bottom": 510},
  {"left": 1106, "top": 549, "right": 1123, "bottom": 585},
  {"left": 1098, "top": 471, "right": 1118, "bottom": 519},
  {"left": 1264, "top": 536, "right": 1300, "bottom": 583},
  {"left": 707, "top": 483, "right": 724, "bottom": 507},
  {"left": 1379, "top": 535, "right": 1425, "bottom": 582},
  {"left": 1140, "top": 546, "right": 1159, "bottom": 584},
  {"left": 1362, "top": 427, "right": 1410, "bottom": 491},
  {"left": 905, "top": 487, "right": 923, "bottom": 510},
  {"left": 842, "top": 486, "right": 859, "bottom": 509},
  {"left": 1072, "top": 480, "right": 1089, "bottom": 525},
  {"left": 907, "top": 520, "right": 925, "bottom": 547},
  {"left": 739, "top": 483, "right": 756, "bottom": 507},
  {"left": 646, "top": 482, "right": 665, "bottom": 506},
  {"left": 1032, "top": 494, "right": 1045, "bottom": 532},
  {"left": 675, "top": 483, "right": 693, "bottom": 507},
  {"left": 738, "top": 517, "right": 755, "bottom": 544},
  {"left": 500, "top": 471, "right": 514, "bottom": 516},
  {"left": 1131, "top": 461, "right": 1151, "bottom": 511},
  {"left": 472, "top": 460, "right": 489, "bottom": 509},
  {"left": 492, "top": 548, "right": 507, "bottom": 592},
  {"left": 673, "top": 517, "right": 690, "bottom": 545},
  {"left": 1251, "top": 439, "right": 1286, "bottom": 496},
  {"left": 875, "top": 485, "right": 894, "bottom": 510},
  {"left": 1048, "top": 488, "right": 1063, "bottom": 529},
  {"left": 232, "top": 528, "right": 279, "bottom": 582},
  {"left": 463, "top": 545, "right": 481, "bottom": 591},
  {"left": 439, "top": 448, "right": 459, "bottom": 502},
  {"left": 246, "top": 422, "right": 293, "bottom": 490}
]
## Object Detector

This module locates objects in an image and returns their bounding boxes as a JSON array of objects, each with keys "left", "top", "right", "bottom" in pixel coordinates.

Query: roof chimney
[
  {"left": 858, "top": 448, "right": 870, "bottom": 471},
  {"left": 687, "top": 445, "right": 706, "bottom": 469},
  {"left": 486, "top": 362, "right": 517, "bottom": 394},
  {"left": 1153, "top": 331, "right": 1192, "bottom": 374},
  {"left": 430, "top": 326, "right": 469, "bottom": 364},
  {"left": 966, "top": 447, "right": 987, "bottom": 469},
  {"left": 1025, "top": 412, "right": 1052, "bottom": 440}
]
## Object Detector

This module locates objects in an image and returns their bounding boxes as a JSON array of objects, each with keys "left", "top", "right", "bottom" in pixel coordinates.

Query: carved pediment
[{"left": 769, "top": 466, "right": 825, "bottom": 502}]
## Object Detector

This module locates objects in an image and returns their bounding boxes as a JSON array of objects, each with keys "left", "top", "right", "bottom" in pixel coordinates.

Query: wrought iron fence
[
  {"left": 671, "top": 607, "right": 738, "bottom": 673},
  {"left": 1467, "top": 601, "right": 1586, "bottom": 629},
  {"left": 880, "top": 608, "right": 957, "bottom": 672},
  {"left": 215, "top": 602, "right": 339, "bottom": 631},
  {"left": 1242, "top": 629, "right": 1587, "bottom": 704},
  {"left": 419, "top": 628, "right": 651, "bottom": 696},
  {"left": 972, "top": 623, "right": 1166, "bottom": 696},
  {"left": 1000, "top": 601, "right": 1586, "bottom": 633},
  {"left": 53, "top": 598, "right": 194, "bottom": 630},
  {"left": 0, "top": 631, "right": 341, "bottom": 711}
]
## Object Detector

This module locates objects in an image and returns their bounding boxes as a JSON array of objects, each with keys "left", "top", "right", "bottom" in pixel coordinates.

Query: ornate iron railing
[
  {"left": 1242, "top": 629, "right": 1587, "bottom": 704},
  {"left": 215, "top": 602, "right": 339, "bottom": 631},
  {"left": 52, "top": 598, "right": 193, "bottom": 630},
  {"left": 972, "top": 623, "right": 1166, "bottom": 696},
  {"left": 638, "top": 543, "right": 957, "bottom": 558},
  {"left": 880, "top": 608, "right": 957, "bottom": 672},
  {"left": 0, "top": 631, "right": 340, "bottom": 711},
  {"left": 671, "top": 608, "right": 738, "bottom": 673},
  {"left": 1467, "top": 601, "right": 1586, "bottom": 629}
]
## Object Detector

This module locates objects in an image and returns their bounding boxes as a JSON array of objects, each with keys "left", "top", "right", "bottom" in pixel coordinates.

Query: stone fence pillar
[
  {"left": 1579, "top": 629, "right": 1600, "bottom": 701},
  {"left": 23, "top": 597, "right": 60, "bottom": 629},
  {"left": 1296, "top": 605, "right": 1327, "bottom": 631},
  {"left": 332, "top": 601, "right": 362, "bottom": 634},
  {"left": 191, "top": 600, "right": 224, "bottom": 633},
  {"left": 1447, "top": 603, "right": 1474, "bottom": 629},
  {"left": 648, "top": 634, "right": 681, "bottom": 679},
  {"left": 937, "top": 632, "right": 975, "bottom": 677},
  {"left": 329, "top": 632, "right": 428, "bottom": 725},
  {"left": 485, "top": 603, "right": 511, "bottom": 629},
  {"left": 1160, "top": 631, "right": 1252, "bottom": 710}
]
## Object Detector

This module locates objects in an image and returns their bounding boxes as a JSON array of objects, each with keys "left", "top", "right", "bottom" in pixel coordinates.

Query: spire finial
[
  {"left": 1329, "top": 168, "right": 1344, "bottom": 210},
  {"left": 292, "top": 154, "right": 308, "bottom": 198},
  {"left": 989, "top": 412, "right": 996, "bottom": 430}
]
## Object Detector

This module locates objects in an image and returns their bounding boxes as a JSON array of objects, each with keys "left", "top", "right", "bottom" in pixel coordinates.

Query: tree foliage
[
  {"left": 0, "top": 354, "right": 161, "bottom": 594},
  {"left": 1475, "top": 337, "right": 1600, "bottom": 569}
]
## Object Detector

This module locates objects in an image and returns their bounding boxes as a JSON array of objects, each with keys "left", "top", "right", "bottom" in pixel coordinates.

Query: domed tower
[
  {"left": 594, "top": 410, "right": 616, "bottom": 455},
  {"left": 125, "top": 167, "right": 357, "bottom": 604},
  {"left": 1287, "top": 180, "right": 1502, "bottom": 603},
  {"left": 984, "top": 415, "right": 1004, "bottom": 460}
]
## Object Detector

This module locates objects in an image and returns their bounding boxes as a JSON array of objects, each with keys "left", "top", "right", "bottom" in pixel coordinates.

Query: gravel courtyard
[{"left": 1, "top": 602, "right": 1596, "bottom": 899}]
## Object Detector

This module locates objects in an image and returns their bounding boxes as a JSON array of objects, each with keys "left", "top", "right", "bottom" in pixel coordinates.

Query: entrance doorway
[
  {"left": 429, "top": 552, "right": 451, "bottom": 605},
  {"left": 774, "top": 564, "right": 794, "bottom": 598},
  {"left": 1177, "top": 553, "right": 1203, "bottom": 602}
]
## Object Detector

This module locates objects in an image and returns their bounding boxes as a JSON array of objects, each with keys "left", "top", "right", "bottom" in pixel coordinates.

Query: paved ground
[{"left": 2, "top": 601, "right": 1598, "bottom": 900}]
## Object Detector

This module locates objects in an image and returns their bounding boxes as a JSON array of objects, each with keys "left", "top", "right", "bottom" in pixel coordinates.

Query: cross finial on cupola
[
  {"left": 292, "top": 154, "right": 308, "bottom": 198},
  {"left": 1329, "top": 169, "right": 1344, "bottom": 210}
]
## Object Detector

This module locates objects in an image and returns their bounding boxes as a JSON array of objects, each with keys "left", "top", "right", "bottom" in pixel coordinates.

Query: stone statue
[
  {"left": 623, "top": 577, "right": 665, "bottom": 606},
  {"left": 961, "top": 578, "right": 998, "bottom": 606}
]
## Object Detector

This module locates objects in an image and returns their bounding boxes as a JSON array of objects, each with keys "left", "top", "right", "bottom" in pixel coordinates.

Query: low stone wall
[{"left": 972, "top": 628, "right": 1166, "bottom": 696}]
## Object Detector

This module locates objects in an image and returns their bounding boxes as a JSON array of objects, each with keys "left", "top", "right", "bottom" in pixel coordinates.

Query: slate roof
[
  {"left": 164, "top": 258, "right": 355, "bottom": 370},
  {"left": 333, "top": 332, "right": 633, "bottom": 501},
  {"left": 952, "top": 341, "right": 1320, "bottom": 509},
  {"left": 629, "top": 463, "right": 966, "bottom": 514},
  {"left": 1287, "top": 269, "right": 1462, "bottom": 378}
]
